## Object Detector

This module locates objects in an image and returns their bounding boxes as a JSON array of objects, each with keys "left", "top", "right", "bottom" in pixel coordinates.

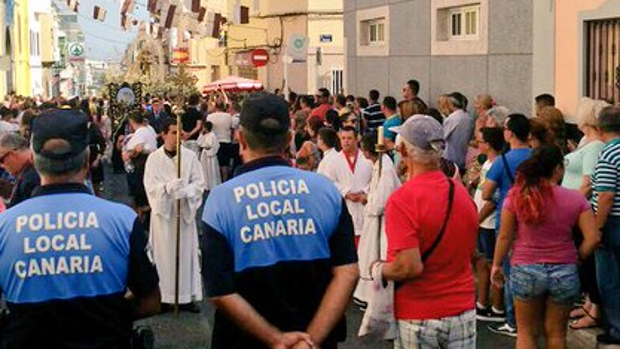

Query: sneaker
[
  {"left": 487, "top": 322, "right": 517, "bottom": 337},
  {"left": 476, "top": 307, "right": 506, "bottom": 322},
  {"left": 597, "top": 334, "right": 620, "bottom": 345},
  {"left": 180, "top": 302, "right": 201, "bottom": 313}
]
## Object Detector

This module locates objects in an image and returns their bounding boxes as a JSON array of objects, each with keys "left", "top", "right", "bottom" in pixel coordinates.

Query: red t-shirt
[
  {"left": 310, "top": 103, "right": 332, "bottom": 121},
  {"left": 386, "top": 171, "right": 478, "bottom": 320}
]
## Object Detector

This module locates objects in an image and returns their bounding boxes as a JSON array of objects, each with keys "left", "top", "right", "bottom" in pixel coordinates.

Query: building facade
[
  {"left": 0, "top": 0, "right": 7, "bottom": 97},
  {"left": 11, "top": 0, "right": 30, "bottom": 96},
  {"left": 345, "top": 0, "right": 620, "bottom": 119},
  {"left": 345, "top": 0, "right": 538, "bottom": 115},
  {"left": 554, "top": 0, "right": 620, "bottom": 121},
  {"left": 196, "top": 0, "right": 344, "bottom": 94},
  {"left": 52, "top": 0, "right": 85, "bottom": 97}
]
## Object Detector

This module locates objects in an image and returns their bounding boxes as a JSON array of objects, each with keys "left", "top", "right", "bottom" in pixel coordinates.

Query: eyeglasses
[{"left": 0, "top": 151, "right": 12, "bottom": 164}]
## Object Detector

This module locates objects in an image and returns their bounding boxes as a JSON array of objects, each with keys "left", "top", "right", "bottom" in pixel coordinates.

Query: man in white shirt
[{"left": 320, "top": 126, "right": 372, "bottom": 245}]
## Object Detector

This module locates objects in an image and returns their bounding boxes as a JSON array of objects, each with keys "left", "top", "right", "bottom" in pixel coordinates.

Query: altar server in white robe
[
  {"left": 144, "top": 119, "right": 205, "bottom": 311},
  {"left": 316, "top": 127, "right": 341, "bottom": 177},
  {"left": 321, "top": 126, "right": 372, "bottom": 243},
  {"left": 196, "top": 121, "right": 221, "bottom": 191},
  {"left": 353, "top": 133, "right": 401, "bottom": 306}
]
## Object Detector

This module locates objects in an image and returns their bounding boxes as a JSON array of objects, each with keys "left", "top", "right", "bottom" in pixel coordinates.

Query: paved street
[
  {"left": 135, "top": 300, "right": 517, "bottom": 349},
  {"left": 105, "top": 166, "right": 515, "bottom": 349}
]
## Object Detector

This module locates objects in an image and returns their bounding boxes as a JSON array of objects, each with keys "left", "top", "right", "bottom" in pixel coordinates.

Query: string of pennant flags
[{"left": 65, "top": 0, "right": 250, "bottom": 40}]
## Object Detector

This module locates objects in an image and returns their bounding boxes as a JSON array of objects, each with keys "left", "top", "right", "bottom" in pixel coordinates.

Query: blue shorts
[
  {"left": 510, "top": 264, "right": 580, "bottom": 305},
  {"left": 477, "top": 228, "right": 496, "bottom": 261}
]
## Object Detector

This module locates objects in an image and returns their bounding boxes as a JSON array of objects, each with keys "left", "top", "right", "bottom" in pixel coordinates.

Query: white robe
[
  {"left": 353, "top": 154, "right": 401, "bottom": 305},
  {"left": 317, "top": 148, "right": 338, "bottom": 177},
  {"left": 318, "top": 149, "right": 372, "bottom": 236},
  {"left": 196, "top": 132, "right": 221, "bottom": 191},
  {"left": 144, "top": 146, "right": 205, "bottom": 304}
]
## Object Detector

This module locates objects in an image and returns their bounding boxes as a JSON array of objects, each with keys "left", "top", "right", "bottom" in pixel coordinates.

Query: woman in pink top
[{"left": 491, "top": 145, "right": 600, "bottom": 349}]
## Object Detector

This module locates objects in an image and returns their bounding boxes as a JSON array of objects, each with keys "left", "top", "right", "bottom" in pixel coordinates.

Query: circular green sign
[
  {"left": 294, "top": 38, "right": 304, "bottom": 49},
  {"left": 70, "top": 43, "right": 84, "bottom": 57}
]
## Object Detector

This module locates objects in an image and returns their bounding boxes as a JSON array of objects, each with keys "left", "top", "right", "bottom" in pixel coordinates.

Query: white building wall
[{"left": 29, "top": 0, "right": 52, "bottom": 96}]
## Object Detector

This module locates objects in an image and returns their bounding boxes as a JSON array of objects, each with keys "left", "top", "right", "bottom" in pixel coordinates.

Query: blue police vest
[
  {"left": 203, "top": 166, "right": 343, "bottom": 272},
  {"left": 0, "top": 192, "right": 136, "bottom": 304}
]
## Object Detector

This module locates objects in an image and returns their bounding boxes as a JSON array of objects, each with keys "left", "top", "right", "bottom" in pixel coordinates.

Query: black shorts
[{"left": 217, "top": 143, "right": 234, "bottom": 167}]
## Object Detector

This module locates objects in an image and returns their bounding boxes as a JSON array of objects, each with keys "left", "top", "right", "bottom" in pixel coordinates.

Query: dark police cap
[
  {"left": 31, "top": 107, "right": 90, "bottom": 160},
  {"left": 240, "top": 92, "right": 290, "bottom": 135}
]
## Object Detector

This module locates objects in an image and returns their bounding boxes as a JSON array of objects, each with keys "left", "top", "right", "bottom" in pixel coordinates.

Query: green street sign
[{"left": 69, "top": 43, "right": 84, "bottom": 57}]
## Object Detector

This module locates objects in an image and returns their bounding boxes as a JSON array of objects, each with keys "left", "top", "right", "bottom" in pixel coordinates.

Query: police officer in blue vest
[
  {"left": 203, "top": 92, "right": 359, "bottom": 349},
  {"left": 0, "top": 108, "right": 161, "bottom": 348}
]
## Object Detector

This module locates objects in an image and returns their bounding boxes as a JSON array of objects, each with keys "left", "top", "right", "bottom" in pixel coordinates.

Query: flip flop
[
  {"left": 569, "top": 306, "right": 587, "bottom": 320},
  {"left": 569, "top": 310, "right": 600, "bottom": 330}
]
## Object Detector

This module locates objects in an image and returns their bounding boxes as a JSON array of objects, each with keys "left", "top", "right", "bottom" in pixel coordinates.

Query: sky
[{"left": 71, "top": 0, "right": 148, "bottom": 62}]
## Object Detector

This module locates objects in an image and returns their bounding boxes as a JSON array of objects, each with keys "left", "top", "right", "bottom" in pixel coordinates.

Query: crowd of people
[{"left": 0, "top": 81, "right": 619, "bottom": 349}]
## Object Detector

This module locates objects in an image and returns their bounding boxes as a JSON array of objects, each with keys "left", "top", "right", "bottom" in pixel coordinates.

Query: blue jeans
[
  {"left": 597, "top": 216, "right": 620, "bottom": 340},
  {"left": 510, "top": 264, "right": 580, "bottom": 305}
]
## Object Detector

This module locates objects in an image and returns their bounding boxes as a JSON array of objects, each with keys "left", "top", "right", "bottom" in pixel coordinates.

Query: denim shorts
[
  {"left": 510, "top": 264, "right": 580, "bottom": 305},
  {"left": 477, "top": 228, "right": 496, "bottom": 261}
]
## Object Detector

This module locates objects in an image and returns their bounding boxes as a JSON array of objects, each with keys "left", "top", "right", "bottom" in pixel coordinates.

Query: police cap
[
  {"left": 31, "top": 107, "right": 90, "bottom": 160},
  {"left": 240, "top": 92, "right": 290, "bottom": 137}
]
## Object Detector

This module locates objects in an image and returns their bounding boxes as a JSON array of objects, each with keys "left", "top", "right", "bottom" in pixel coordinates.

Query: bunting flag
[
  {"left": 240, "top": 6, "right": 249, "bottom": 24},
  {"left": 197, "top": 7, "right": 206, "bottom": 23},
  {"left": 233, "top": 0, "right": 241, "bottom": 24},
  {"left": 120, "top": 14, "right": 127, "bottom": 30},
  {"left": 93, "top": 6, "right": 106, "bottom": 21},
  {"left": 212, "top": 13, "right": 222, "bottom": 38},
  {"left": 148, "top": 0, "right": 158, "bottom": 14},
  {"left": 164, "top": 4, "right": 177, "bottom": 29},
  {"left": 205, "top": 11, "right": 216, "bottom": 38},
  {"left": 191, "top": 0, "right": 201, "bottom": 13},
  {"left": 68, "top": 0, "right": 79, "bottom": 13},
  {"left": 121, "top": 13, "right": 128, "bottom": 30},
  {"left": 120, "top": 0, "right": 134, "bottom": 15}
]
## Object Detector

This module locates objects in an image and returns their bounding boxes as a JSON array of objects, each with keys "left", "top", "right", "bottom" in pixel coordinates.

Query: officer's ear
[
  {"left": 82, "top": 149, "right": 91, "bottom": 171},
  {"left": 238, "top": 128, "right": 249, "bottom": 153}
]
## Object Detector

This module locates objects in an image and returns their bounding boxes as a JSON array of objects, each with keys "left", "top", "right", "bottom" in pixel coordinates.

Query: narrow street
[{"left": 105, "top": 166, "right": 515, "bottom": 349}]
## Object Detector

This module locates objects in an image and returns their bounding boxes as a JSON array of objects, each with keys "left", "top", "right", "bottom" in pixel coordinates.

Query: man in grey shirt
[{"left": 443, "top": 92, "right": 473, "bottom": 172}]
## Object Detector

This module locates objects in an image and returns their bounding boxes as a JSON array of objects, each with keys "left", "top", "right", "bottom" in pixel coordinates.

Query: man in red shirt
[
  {"left": 377, "top": 115, "right": 478, "bottom": 348},
  {"left": 311, "top": 88, "right": 333, "bottom": 121}
]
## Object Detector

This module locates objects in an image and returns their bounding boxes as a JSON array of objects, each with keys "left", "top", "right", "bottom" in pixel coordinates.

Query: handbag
[{"left": 358, "top": 263, "right": 397, "bottom": 339}]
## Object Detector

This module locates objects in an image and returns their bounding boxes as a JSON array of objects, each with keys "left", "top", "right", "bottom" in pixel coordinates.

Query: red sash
[{"left": 343, "top": 150, "right": 358, "bottom": 174}]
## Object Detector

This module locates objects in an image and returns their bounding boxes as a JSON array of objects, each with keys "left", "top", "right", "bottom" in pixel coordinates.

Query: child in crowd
[{"left": 197, "top": 121, "right": 221, "bottom": 192}]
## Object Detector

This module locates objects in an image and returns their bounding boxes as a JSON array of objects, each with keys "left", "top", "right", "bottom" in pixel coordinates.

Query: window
[
  {"left": 431, "top": 0, "right": 487, "bottom": 56},
  {"left": 238, "top": 66, "right": 258, "bottom": 80},
  {"left": 331, "top": 69, "right": 344, "bottom": 95},
  {"left": 356, "top": 6, "right": 389, "bottom": 56},
  {"left": 368, "top": 20, "right": 385, "bottom": 44},
  {"left": 585, "top": 19, "right": 620, "bottom": 103},
  {"left": 449, "top": 5, "right": 479, "bottom": 39}
]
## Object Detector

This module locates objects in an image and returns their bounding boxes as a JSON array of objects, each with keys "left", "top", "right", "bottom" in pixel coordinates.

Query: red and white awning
[{"left": 202, "top": 76, "right": 264, "bottom": 94}]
